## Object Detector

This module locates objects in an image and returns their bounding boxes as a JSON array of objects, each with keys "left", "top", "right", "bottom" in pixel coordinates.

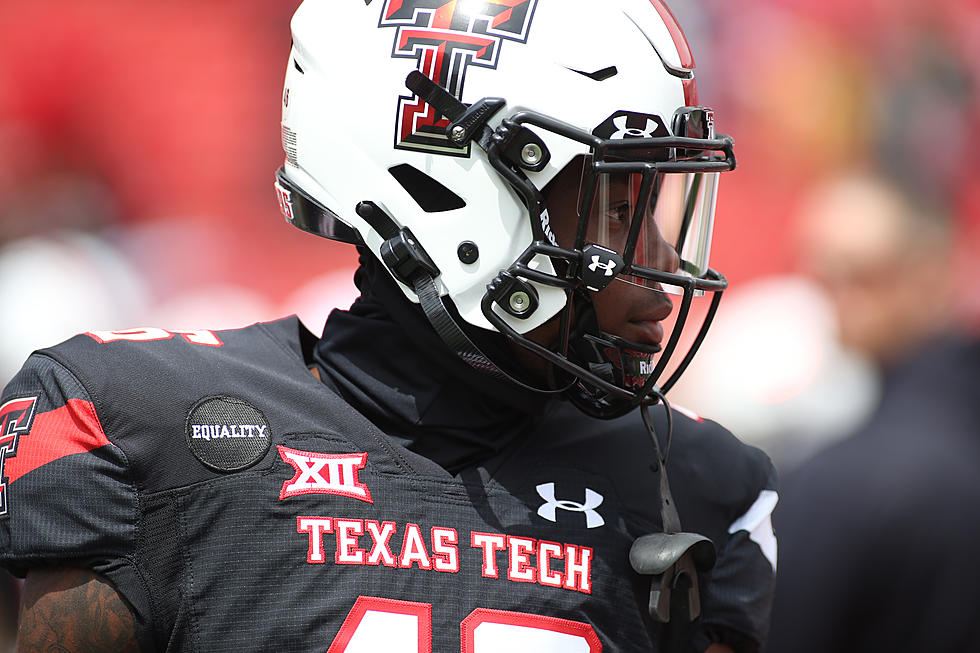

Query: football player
[{"left": 1, "top": 1, "right": 777, "bottom": 651}]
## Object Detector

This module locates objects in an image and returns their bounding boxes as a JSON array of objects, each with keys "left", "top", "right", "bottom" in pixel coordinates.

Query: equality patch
[{"left": 185, "top": 396, "right": 271, "bottom": 472}]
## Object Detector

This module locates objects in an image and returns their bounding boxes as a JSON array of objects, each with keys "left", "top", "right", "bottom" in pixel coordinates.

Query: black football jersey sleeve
[
  {"left": 0, "top": 318, "right": 776, "bottom": 652},
  {"left": 0, "top": 352, "right": 137, "bottom": 569}
]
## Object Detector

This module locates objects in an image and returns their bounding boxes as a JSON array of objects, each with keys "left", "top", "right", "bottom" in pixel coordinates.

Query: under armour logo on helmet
[
  {"left": 588, "top": 255, "right": 617, "bottom": 277},
  {"left": 611, "top": 114, "right": 660, "bottom": 139},
  {"left": 592, "top": 111, "right": 669, "bottom": 142},
  {"left": 536, "top": 482, "right": 605, "bottom": 529}
]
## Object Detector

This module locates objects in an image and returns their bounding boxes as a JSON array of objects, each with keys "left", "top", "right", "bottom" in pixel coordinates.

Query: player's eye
[{"left": 604, "top": 201, "right": 631, "bottom": 224}]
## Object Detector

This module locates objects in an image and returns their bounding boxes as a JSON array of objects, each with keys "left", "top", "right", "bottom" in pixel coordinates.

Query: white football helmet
[{"left": 275, "top": 0, "right": 735, "bottom": 417}]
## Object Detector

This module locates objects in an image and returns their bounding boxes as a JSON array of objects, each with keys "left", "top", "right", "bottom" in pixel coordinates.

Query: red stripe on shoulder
[
  {"left": 671, "top": 403, "right": 704, "bottom": 423},
  {"left": 6, "top": 398, "right": 110, "bottom": 483}
]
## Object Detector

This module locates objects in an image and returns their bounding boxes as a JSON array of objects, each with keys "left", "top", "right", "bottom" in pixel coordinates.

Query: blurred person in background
[
  {"left": 795, "top": 173, "right": 958, "bottom": 371},
  {"left": 766, "top": 171, "right": 980, "bottom": 652},
  {"left": 667, "top": 0, "right": 980, "bottom": 468}
]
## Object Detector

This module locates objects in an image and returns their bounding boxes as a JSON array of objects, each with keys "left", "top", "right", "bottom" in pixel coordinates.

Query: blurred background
[{"left": 0, "top": 0, "right": 978, "bottom": 648}]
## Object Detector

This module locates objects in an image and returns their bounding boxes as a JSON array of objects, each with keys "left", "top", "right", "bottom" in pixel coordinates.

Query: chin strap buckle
[
  {"left": 355, "top": 200, "right": 440, "bottom": 288},
  {"left": 379, "top": 227, "right": 439, "bottom": 288}
]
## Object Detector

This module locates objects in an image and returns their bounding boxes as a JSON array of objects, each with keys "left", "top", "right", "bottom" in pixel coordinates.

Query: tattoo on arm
[{"left": 17, "top": 567, "right": 140, "bottom": 653}]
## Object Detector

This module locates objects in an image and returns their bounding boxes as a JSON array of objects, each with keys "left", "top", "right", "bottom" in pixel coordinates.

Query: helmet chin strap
[
  {"left": 355, "top": 200, "right": 561, "bottom": 395},
  {"left": 412, "top": 272, "right": 563, "bottom": 395}
]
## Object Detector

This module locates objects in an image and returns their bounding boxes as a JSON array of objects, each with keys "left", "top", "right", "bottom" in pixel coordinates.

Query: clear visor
[{"left": 582, "top": 165, "right": 719, "bottom": 294}]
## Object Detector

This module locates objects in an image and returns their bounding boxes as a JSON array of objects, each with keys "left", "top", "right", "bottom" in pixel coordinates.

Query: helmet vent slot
[
  {"left": 568, "top": 66, "right": 619, "bottom": 82},
  {"left": 388, "top": 164, "right": 466, "bottom": 213}
]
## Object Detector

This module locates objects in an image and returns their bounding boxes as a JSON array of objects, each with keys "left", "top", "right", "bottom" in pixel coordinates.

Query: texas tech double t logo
[
  {"left": 0, "top": 397, "right": 37, "bottom": 517},
  {"left": 380, "top": 0, "right": 538, "bottom": 156}
]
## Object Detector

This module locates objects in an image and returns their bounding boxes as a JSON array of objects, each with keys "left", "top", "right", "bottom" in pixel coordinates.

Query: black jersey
[{"left": 1, "top": 316, "right": 775, "bottom": 652}]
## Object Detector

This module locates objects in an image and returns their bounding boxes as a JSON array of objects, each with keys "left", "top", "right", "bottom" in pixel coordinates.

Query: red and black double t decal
[
  {"left": 0, "top": 397, "right": 38, "bottom": 517},
  {"left": 380, "top": 0, "right": 538, "bottom": 156}
]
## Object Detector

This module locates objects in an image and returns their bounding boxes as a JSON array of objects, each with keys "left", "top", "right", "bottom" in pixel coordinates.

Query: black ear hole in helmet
[{"left": 388, "top": 164, "right": 466, "bottom": 213}]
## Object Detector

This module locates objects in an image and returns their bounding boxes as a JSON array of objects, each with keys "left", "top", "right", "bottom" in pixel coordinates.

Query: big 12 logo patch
[
  {"left": 0, "top": 397, "right": 38, "bottom": 516},
  {"left": 379, "top": 0, "right": 538, "bottom": 156}
]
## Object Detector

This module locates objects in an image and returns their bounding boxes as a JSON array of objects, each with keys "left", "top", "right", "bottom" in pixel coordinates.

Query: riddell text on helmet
[{"left": 296, "top": 516, "right": 593, "bottom": 594}]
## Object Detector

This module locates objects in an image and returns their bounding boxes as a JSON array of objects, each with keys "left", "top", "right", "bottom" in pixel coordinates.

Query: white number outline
[
  {"left": 461, "top": 607, "right": 602, "bottom": 652},
  {"left": 85, "top": 327, "right": 223, "bottom": 347},
  {"left": 326, "top": 597, "right": 601, "bottom": 652},
  {"left": 327, "top": 597, "right": 432, "bottom": 653}
]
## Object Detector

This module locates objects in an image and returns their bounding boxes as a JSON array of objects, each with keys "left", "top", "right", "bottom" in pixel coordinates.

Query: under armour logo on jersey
[
  {"left": 536, "top": 482, "right": 605, "bottom": 529},
  {"left": 0, "top": 396, "right": 38, "bottom": 517},
  {"left": 588, "top": 255, "right": 617, "bottom": 277},
  {"left": 278, "top": 446, "right": 373, "bottom": 504}
]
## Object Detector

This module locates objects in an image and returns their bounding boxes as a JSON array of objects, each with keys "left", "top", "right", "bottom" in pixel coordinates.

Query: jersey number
[
  {"left": 85, "top": 327, "right": 223, "bottom": 347},
  {"left": 327, "top": 597, "right": 601, "bottom": 652}
]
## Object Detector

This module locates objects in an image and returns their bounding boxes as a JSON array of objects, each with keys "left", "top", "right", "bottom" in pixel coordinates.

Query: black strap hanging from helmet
[{"left": 630, "top": 398, "right": 717, "bottom": 653}]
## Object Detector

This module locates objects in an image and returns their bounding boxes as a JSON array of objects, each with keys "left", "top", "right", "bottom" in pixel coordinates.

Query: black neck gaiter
[{"left": 313, "top": 251, "right": 554, "bottom": 475}]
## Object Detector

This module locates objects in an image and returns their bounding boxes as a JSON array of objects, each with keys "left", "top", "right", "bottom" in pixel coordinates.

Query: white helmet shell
[{"left": 280, "top": 0, "right": 696, "bottom": 334}]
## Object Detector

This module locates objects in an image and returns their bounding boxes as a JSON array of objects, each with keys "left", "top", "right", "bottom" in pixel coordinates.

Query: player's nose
[{"left": 660, "top": 241, "right": 680, "bottom": 274}]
